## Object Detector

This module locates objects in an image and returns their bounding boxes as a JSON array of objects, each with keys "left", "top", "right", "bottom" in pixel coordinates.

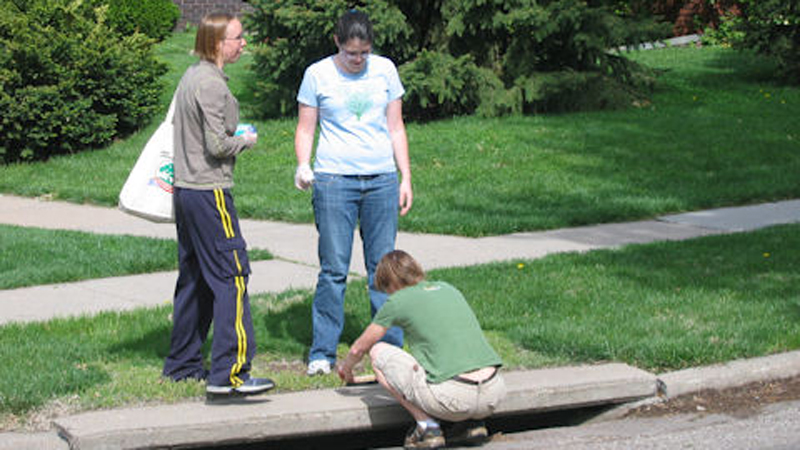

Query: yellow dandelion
[
  {"left": 517, "top": 263, "right": 525, "bottom": 270},
  {"left": 763, "top": 252, "right": 771, "bottom": 258}
]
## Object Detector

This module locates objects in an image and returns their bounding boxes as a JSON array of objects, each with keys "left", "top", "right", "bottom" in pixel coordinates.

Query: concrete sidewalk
[
  {"left": 2, "top": 195, "right": 800, "bottom": 449},
  {"left": 9, "top": 195, "right": 799, "bottom": 324}
]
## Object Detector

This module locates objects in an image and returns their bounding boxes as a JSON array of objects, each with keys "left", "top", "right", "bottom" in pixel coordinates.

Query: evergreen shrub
[
  {"left": 245, "top": 0, "right": 411, "bottom": 118},
  {"left": 102, "top": 0, "right": 180, "bottom": 41},
  {"left": 246, "top": 0, "right": 655, "bottom": 120},
  {"left": 0, "top": 0, "right": 167, "bottom": 163},
  {"left": 736, "top": 0, "right": 799, "bottom": 83},
  {"left": 399, "top": 50, "right": 518, "bottom": 121}
]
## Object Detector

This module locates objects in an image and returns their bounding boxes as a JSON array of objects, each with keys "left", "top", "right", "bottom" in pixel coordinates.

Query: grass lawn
[
  {"left": 0, "top": 34, "right": 797, "bottom": 236},
  {"left": 0, "top": 225, "right": 272, "bottom": 289},
  {"left": 2, "top": 224, "right": 799, "bottom": 427},
  {"left": 1, "top": 31, "right": 799, "bottom": 429}
]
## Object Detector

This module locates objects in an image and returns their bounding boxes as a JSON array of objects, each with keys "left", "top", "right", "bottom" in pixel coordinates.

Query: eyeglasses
[
  {"left": 225, "top": 35, "right": 244, "bottom": 41},
  {"left": 342, "top": 50, "right": 370, "bottom": 60}
]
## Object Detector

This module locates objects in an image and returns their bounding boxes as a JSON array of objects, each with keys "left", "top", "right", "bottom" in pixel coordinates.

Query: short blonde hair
[
  {"left": 375, "top": 250, "right": 426, "bottom": 293},
  {"left": 194, "top": 12, "right": 235, "bottom": 63}
]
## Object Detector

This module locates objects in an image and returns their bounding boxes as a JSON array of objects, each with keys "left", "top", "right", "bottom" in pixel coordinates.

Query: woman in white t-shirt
[{"left": 293, "top": 9, "right": 413, "bottom": 377}]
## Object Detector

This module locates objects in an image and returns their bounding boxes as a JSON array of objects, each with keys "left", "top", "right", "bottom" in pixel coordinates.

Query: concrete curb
[
  {"left": 658, "top": 350, "right": 800, "bottom": 399},
  {"left": 2, "top": 352, "right": 799, "bottom": 449},
  {"left": 51, "top": 364, "right": 656, "bottom": 450},
  {"left": 585, "top": 350, "right": 800, "bottom": 423},
  {"left": 0, "top": 432, "right": 67, "bottom": 450}
]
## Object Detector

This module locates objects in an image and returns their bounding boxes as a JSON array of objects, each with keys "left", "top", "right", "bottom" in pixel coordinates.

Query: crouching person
[{"left": 337, "top": 250, "right": 506, "bottom": 449}]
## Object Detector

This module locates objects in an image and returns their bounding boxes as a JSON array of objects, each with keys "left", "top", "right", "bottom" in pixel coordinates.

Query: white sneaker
[{"left": 307, "top": 359, "right": 332, "bottom": 376}]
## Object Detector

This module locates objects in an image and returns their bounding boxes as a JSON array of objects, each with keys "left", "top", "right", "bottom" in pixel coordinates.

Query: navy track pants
[{"left": 163, "top": 187, "right": 255, "bottom": 387}]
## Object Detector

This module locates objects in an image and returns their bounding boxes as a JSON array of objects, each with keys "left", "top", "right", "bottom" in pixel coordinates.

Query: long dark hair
[{"left": 335, "top": 9, "right": 373, "bottom": 44}]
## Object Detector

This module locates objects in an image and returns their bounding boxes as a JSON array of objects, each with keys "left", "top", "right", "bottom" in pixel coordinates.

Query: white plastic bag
[{"left": 118, "top": 97, "right": 176, "bottom": 223}]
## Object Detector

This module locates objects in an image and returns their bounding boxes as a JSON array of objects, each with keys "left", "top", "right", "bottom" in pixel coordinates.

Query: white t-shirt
[{"left": 297, "top": 54, "right": 405, "bottom": 175}]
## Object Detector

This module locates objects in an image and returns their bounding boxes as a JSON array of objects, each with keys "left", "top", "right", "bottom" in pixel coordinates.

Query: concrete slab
[
  {"left": 0, "top": 432, "right": 69, "bottom": 450},
  {"left": 0, "top": 195, "right": 787, "bottom": 284},
  {"left": 0, "top": 260, "right": 319, "bottom": 325},
  {"left": 53, "top": 364, "right": 656, "bottom": 450},
  {"left": 0, "top": 195, "right": 177, "bottom": 240},
  {"left": 584, "top": 350, "right": 800, "bottom": 424},
  {"left": 659, "top": 200, "right": 800, "bottom": 232},
  {"left": 470, "top": 220, "right": 722, "bottom": 264},
  {"left": 659, "top": 350, "right": 800, "bottom": 398},
  {"left": 395, "top": 220, "right": 722, "bottom": 272},
  {"left": 495, "top": 364, "right": 656, "bottom": 414},
  {"left": 616, "top": 34, "right": 701, "bottom": 52}
]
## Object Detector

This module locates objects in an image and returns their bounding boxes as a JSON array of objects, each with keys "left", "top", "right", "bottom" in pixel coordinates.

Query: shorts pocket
[
  {"left": 215, "top": 236, "right": 251, "bottom": 277},
  {"left": 436, "top": 393, "right": 471, "bottom": 415},
  {"left": 429, "top": 383, "right": 473, "bottom": 417}
]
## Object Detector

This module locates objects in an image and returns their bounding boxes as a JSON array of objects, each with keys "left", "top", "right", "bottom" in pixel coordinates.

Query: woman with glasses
[
  {"left": 294, "top": 10, "right": 413, "bottom": 377},
  {"left": 163, "top": 12, "right": 273, "bottom": 397}
]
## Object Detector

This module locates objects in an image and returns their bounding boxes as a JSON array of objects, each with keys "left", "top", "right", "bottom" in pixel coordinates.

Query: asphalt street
[{"left": 480, "top": 400, "right": 800, "bottom": 450}]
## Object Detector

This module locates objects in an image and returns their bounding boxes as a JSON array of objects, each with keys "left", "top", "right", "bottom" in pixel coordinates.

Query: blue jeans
[{"left": 309, "top": 172, "right": 404, "bottom": 363}]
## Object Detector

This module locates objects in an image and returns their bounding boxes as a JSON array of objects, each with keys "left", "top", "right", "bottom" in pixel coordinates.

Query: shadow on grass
[
  {"left": 704, "top": 49, "right": 781, "bottom": 85},
  {"left": 107, "top": 322, "right": 176, "bottom": 362},
  {"left": 253, "top": 285, "right": 378, "bottom": 360}
]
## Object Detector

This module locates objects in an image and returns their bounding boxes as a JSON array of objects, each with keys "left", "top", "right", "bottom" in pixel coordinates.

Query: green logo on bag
[{"left": 153, "top": 162, "right": 174, "bottom": 193}]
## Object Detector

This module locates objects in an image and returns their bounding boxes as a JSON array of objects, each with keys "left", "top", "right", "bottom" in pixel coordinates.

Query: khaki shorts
[{"left": 372, "top": 344, "right": 506, "bottom": 422}]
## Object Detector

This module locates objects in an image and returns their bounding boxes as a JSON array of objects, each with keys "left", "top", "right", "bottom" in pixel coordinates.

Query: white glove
[{"left": 294, "top": 163, "right": 315, "bottom": 191}]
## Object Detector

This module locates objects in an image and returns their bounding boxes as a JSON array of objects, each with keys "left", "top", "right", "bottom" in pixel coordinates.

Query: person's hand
[
  {"left": 242, "top": 132, "right": 257, "bottom": 147},
  {"left": 294, "top": 163, "right": 315, "bottom": 191},
  {"left": 236, "top": 124, "right": 257, "bottom": 147},
  {"left": 337, "top": 363, "right": 354, "bottom": 385},
  {"left": 399, "top": 178, "right": 413, "bottom": 216}
]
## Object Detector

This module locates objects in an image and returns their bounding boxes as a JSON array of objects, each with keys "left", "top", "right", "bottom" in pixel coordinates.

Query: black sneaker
[
  {"left": 404, "top": 424, "right": 445, "bottom": 449},
  {"left": 206, "top": 377, "right": 275, "bottom": 396},
  {"left": 445, "top": 420, "right": 489, "bottom": 446}
]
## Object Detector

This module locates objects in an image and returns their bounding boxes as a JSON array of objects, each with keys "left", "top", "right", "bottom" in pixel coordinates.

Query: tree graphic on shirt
[{"left": 347, "top": 91, "right": 372, "bottom": 120}]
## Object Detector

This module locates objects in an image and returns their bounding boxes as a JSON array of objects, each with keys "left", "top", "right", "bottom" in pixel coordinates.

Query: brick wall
[
  {"left": 172, "top": 0, "right": 254, "bottom": 29},
  {"left": 649, "top": 0, "right": 742, "bottom": 37},
  {"left": 672, "top": 0, "right": 741, "bottom": 36}
]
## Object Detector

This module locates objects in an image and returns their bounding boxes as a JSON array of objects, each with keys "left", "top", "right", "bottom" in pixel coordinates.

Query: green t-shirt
[{"left": 373, "top": 280, "right": 502, "bottom": 383}]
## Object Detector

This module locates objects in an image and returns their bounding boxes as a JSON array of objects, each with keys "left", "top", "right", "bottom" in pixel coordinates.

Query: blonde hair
[
  {"left": 375, "top": 250, "right": 426, "bottom": 293},
  {"left": 194, "top": 12, "right": 235, "bottom": 64}
]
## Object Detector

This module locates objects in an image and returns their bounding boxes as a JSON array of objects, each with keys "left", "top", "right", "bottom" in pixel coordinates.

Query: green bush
[
  {"left": 604, "top": 0, "right": 675, "bottom": 40},
  {"left": 246, "top": 0, "right": 654, "bottom": 120},
  {"left": 702, "top": 10, "right": 745, "bottom": 47},
  {"left": 399, "top": 50, "right": 518, "bottom": 120},
  {"left": 0, "top": 0, "right": 167, "bottom": 163},
  {"left": 736, "top": 0, "right": 799, "bottom": 83},
  {"left": 102, "top": 0, "right": 180, "bottom": 41}
]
